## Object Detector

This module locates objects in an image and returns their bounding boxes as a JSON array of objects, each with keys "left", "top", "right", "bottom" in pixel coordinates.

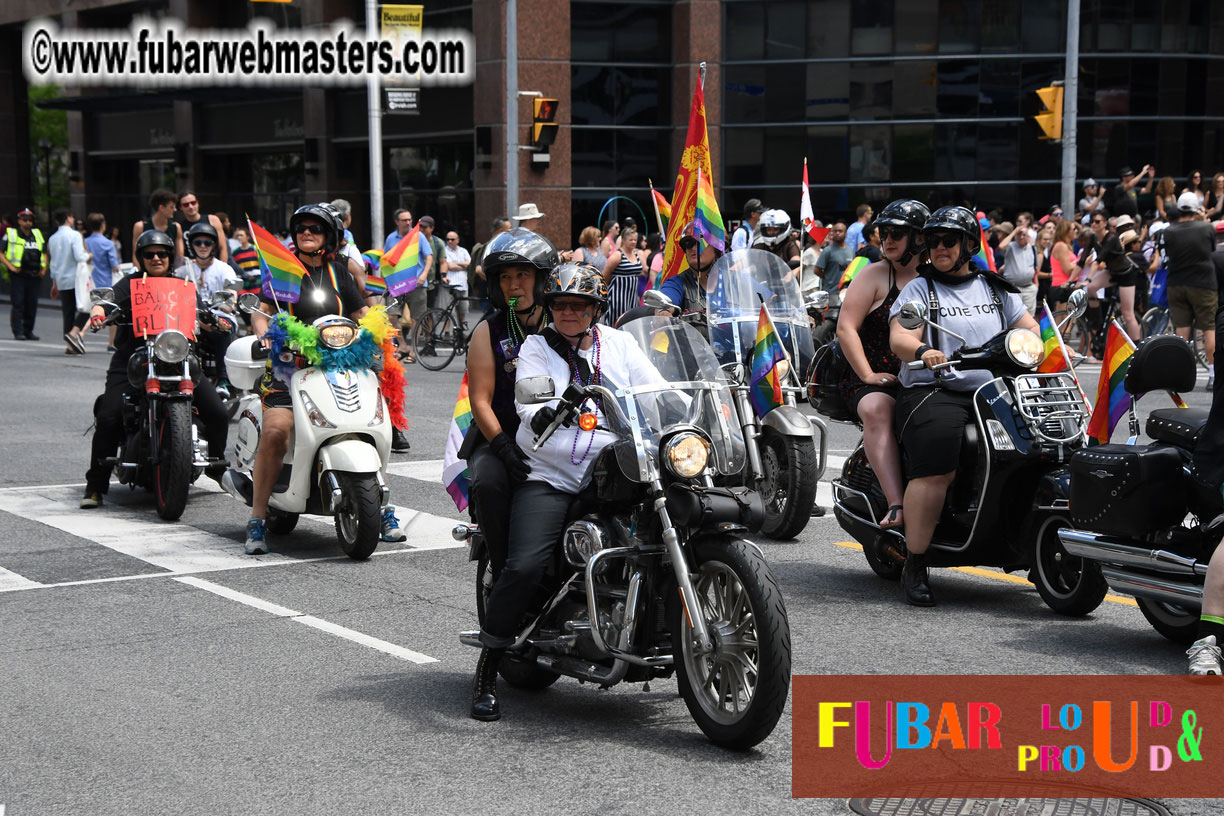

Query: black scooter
[{"left": 832, "top": 291, "right": 1110, "bottom": 614}]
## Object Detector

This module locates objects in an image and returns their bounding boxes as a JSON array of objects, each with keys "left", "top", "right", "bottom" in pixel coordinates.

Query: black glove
[
  {"left": 530, "top": 405, "right": 559, "bottom": 437},
  {"left": 489, "top": 432, "right": 531, "bottom": 481}
]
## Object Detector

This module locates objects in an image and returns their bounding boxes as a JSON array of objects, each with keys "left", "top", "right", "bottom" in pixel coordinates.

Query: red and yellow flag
[{"left": 659, "top": 77, "right": 715, "bottom": 284}]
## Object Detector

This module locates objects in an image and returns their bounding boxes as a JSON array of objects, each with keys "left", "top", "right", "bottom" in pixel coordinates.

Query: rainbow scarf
[
  {"left": 441, "top": 371, "right": 473, "bottom": 511},
  {"left": 748, "top": 305, "right": 787, "bottom": 419},
  {"left": 249, "top": 218, "right": 307, "bottom": 304},
  {"left": 839, "top": 256, "right": 869, "bottom": 290},
  {"left": 1085, "top": 322, "right": 1134, "bottom": 445},
  {"left": 382, "top": 225, "right": 423, "bottom": 297}
]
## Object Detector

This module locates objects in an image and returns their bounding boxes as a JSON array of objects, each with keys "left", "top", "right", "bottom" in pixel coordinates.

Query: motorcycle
[
  {"left": 196, "top": 289, "right": 243, "bottom": 418},
  {"left": 220, "top": 293, "right": 393, "bottom": 559},
  {"left": 805, "top": 289, "right": 838, "bottom": 348},
  {"left": 831, "top": 291, "right": 1111, "bottom": 615},
  {"left": 456, "top": 315, "right": 792, "bottom": 750},
  {"left": 705, "top": 248, "right": 826, "bottom": 540},
  {"left": 1058, "top": 335, "right": 1223, "bottom": 643},
  {"left": 88, "top": 285, "right": 215, "bottom": 521}
]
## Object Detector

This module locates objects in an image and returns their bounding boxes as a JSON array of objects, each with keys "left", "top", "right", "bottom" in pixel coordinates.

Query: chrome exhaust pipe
[
  {"left": 1058, "top": 529, "right": 1205, "bottom": 576},
  {"left": 1099, "top": 566, "right": 1203, "bottom": 608}
]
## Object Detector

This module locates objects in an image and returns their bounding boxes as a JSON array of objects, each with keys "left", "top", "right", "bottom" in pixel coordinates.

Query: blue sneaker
[
  {"left": 381, "top": 506, "right": 407, "bottom": 543},
  {"left": 245, "top": 517, "right": 269, "bottom": 555}
]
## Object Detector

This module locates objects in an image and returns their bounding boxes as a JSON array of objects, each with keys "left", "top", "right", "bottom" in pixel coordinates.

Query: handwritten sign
[{"left": 131, "top": 277, "right": 197, "bottom": 340}]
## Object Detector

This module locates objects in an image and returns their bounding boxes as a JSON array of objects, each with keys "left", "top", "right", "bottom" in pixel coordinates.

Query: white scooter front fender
[{"left": 318, "top": 438, "right": 383, "bottom": 475}]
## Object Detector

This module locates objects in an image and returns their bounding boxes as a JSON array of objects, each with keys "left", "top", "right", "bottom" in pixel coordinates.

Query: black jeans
[
  {"left": 479, "top": 480, "right": 575, "bottom": 647},
  {"left": 86, "top": 376, "right": 229, "bottom": 494},
  {"left": 10, "top": 275, "right": 40, "bottom": 337},
  {"left": 468, "top": 441, "right": 512, "bottom": 581},
  {"left": 59, "top": 288, "right": 88, "bottom": 336}
]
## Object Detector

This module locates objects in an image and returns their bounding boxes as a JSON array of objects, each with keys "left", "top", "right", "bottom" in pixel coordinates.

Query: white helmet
[
  {"left": 756, "top": 209, "right": 792, "bottom": 248},
  {"left": 1176, "top": 191, "right": 1200, "bottom": 214}
]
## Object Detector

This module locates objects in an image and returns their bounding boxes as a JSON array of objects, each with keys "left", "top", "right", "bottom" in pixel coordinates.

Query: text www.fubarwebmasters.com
[{"left": 23, "top": 17, "right": 473, "bottom": 87}]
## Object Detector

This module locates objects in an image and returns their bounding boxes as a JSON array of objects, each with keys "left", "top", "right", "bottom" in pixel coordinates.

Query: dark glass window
[
  {"left": 571, "top": 129, "right": 615, "bottom": 189},
  {"left": 979, "top": 60, "right": 1020, "bottom": 118},
  {"left": 766, "top": 2, "right": 806, "bottom": 59},
  {"left": 1020, "top": 0, "right": 1064, "bottom": 52},
  {"left": 571, "top": 2, "right": 671, "bottom": 62},
  {"left": 724, "top": 2, "right": 764, "bottom": 60},
  {"left": 977, "top": 123, "right": 1020, "bottom": 183},
  {"left": 895, "top": 0, "right": 938, "bottom": 55},
  {"left": 849, "top": 62, "right": 893, "bottom": 121},
  {"left": 893, "top": 61, "right": 938, "bottom": 117},
  {"left": 934, "top": 122, "right": 977, "bottom": 181},
  {"left": 851, "top": 0, "right": 893, "bottom": 56},
  {"left": 765, "top": 63, "right": 805, "bottom": 122},
  {"left": 1130, "top": 58, "right": 1160, "bottom": 118},
  {"left": 1160, "top": 3, "right": 1188, "bottom": 52},
  {"left": 571, "top": 66, "right": 670, "bottom": 127},
  {"left": 1133, "top": 1, "right": 1161, "bottom": 50},
  {"left": 937, "top": 61, "right": 979, "bottom": 117},
  {"left": 849, "top": 124, "right": 891, "bottom": 183},
  {"left": 980, "top": 2, "right": 1019, "bottom": 53},
  {"left": 805, "top": 62, "right": 850, "bottom": 120},
  {"left": 1095, "top": 0, "right": 1131, "bottom": 51},
  {"left": 805, "top": 0, "right": 850, "bottom": 59},
  {"left": 615, "top": 130, "right": 672, "bottom": 189},
  {"left": 938, "top": 0, "right": 980, "bottom": 54},
  {"left": 724, "top": 128, "right": 765, "bottom": 188},
  {"left": 893, "top": 125, "right": 935, "bottom": 183},
  {"left": 725, "top": 65, "right": 767, "bottom": 123},
  {"left": 805, "top": 126, "right": 850, "bottom": 185},
  {"left": 763, "top": 126, "right": 805, "bottom": 186}
]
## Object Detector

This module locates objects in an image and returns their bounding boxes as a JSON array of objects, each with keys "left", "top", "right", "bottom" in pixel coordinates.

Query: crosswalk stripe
[{"left": 0, "top": 566, "right": 43, "bottom": 591}]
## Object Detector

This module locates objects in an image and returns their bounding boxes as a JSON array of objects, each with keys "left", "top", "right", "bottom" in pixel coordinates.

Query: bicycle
[
  {"left": 1140, "top": 304, "right": 1210, "bottom": 371},
  {"left": 410, "top": 284, "right": 483, "bottom": 371}
]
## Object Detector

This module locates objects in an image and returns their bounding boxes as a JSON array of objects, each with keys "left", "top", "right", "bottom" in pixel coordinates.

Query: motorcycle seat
[{"left": 1146, "top": 407, "right": 1210, "bottom": 450}]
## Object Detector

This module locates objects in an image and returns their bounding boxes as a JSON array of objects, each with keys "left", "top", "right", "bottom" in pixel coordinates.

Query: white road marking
[
  {"left": 386, "top": 459, "right": 445, "bottom": 483},
  {"left": 174, "top": 576, "right": 438, "bottom": 664},
  {"left": 0, "top": 567, "right": 42, "bottom": 591}
]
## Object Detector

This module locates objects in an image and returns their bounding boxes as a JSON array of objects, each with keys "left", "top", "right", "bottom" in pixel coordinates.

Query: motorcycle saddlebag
[{"left": 1069, "top": 443, "right": 1186, "bottom": 534}]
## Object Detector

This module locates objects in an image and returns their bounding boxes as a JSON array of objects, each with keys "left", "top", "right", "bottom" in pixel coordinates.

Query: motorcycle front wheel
[
  {"left": 758, "top": 430, "right": 819, "bottom": 540},
  {"left": 154, "top": 400, "right": 193, "bottom": 521},
  {"left": 334, "top": 474, "right": 381, "bottom": 560},
  {"left": 1137, "top": 598, "right": 1200, "bottom": 645},
  {"left": 475, "top": 554, "right": 559, "bottom": 690},
  {"left": 1030, "top": 514, "right": 1107, "bottom": 616},
  {"left": 671, "top": 536, "right": 791, "bottom": 750}
]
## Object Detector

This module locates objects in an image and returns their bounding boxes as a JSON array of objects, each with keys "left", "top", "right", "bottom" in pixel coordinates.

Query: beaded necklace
[
  {"left": 568, "top": 326, "right": 602, "bottom": 466},
  {"left": 506, "top": 296, "right": 530, "bottom": 349}
]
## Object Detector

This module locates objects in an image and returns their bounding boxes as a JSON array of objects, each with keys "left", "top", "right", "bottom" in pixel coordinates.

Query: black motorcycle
[
  {"left": 831, "top": 293, "right": 1110, "bottom": 615},
  {"left": 457, "top": 316, "right": 792, "bottom": 750},
  {"left": 1059, "top": 335, "right": 1223, "bottom": 643}
]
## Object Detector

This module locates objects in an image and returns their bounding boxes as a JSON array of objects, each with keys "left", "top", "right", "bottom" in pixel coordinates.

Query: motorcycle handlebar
[{"left": 905, "top": 359, "right": 958, "bottom": 372}]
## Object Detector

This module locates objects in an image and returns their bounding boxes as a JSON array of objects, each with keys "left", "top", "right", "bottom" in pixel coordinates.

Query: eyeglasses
[
  {"left": 191, "top": 239, "right": 215, "bottom": 247},
  {"left": 880, "top": 227, "right": 909, "bottom": 241},
  {"left": 924, "top": 233, "right": 960, "bottom": 249},
  {"left": 295, "top": 223, "right": 326, "bottom": 235},
  {"left": 551, "top": 300, "right": 592, "bottom": 314},
  {"left": 141, "top": 250, "right": 170, "bottom": 261}
]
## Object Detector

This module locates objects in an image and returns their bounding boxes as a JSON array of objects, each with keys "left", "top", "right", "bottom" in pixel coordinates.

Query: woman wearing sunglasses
[
  {"left": 887, "top": 206, "right": 1039, "bottom": 606},
  {"left": 835, "top": 199, "right": 930, "bottom": 532}
]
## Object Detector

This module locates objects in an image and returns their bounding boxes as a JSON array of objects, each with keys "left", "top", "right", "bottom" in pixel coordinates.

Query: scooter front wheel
[
  {"left": 335, "top": 474, "right": 381, "bottom": 560},
  {"left": 1030, "top": 513, "right": 1107, "bottom": 616}
]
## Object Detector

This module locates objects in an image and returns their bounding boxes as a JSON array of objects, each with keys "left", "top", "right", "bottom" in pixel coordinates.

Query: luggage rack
[{"left": 1014, "top": 372, "right": 1088, "bottom": 445}]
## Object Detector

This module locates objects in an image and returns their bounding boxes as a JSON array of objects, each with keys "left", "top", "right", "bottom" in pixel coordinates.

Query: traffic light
[
  {"left": 532, "top": 98, "right": 559, "bottom": 148},
  {"left": 1034, "top": 85, "right": 1063, "bottom": 141}
]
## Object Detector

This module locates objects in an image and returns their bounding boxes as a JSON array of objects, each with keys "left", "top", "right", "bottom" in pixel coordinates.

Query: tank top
[
  {"left": 1050, "top": 250, "right": 1069, "bottom": 287},
  {"left": 486, "top": 310, "right": 540, "bottom": 439},
  {"left": 613, "top": 253, "right": 643, "bottom": 276}
]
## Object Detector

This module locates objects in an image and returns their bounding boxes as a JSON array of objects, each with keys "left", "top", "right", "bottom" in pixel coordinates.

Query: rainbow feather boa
[{"left": 265, "top": 305, "right": 408, "bottom": 430}]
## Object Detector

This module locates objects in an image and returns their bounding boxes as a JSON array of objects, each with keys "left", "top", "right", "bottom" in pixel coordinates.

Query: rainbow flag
[
  {"left": 382, "top": 224, "right": 424, "bottom": 297},
  {"left": 748, "top": 306, "right": 788, "bottom": 419},
  {"left": 364, "top": 274, "right": 387, "bottom": 297},
  {"left": 362, "top": 248, "right": 383, "bottom": 271},
  {"left": 839, "top": 256, "right": 869, "bottom": 290},
  {"left": 441, "top": 371, "right": 474, "bottom": 511},
  {"left": 652, "top": 188, "right": 671, "bottom": 224},
  {"left": 1086, "top": 322, "right": 1135, "bottom": 445},
  {"left": 248, "top": 217, "right": 307, "bottom": 304},
  {"left": 694, "top": 169, "right": 726, "bottom": 252},
  {"left": 973, "top": 222, "right": 997, "bottom": 274},
  {"left": 1036, "top": 302, "right": 1069, "bottom": 373}
]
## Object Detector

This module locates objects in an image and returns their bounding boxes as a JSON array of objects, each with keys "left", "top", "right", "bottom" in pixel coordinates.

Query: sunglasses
[
  {"left": 1091, "top": 219, "right": 1106, "bottom": 225},
  {"left": 880, "top": 227, "right": 909, "bottom": 242},
  {"left": 295, "top": 223, "right": 326, "bottom": 235},
  {"left": 551, "top": 300, "right": 592, "bottom": 314},
  {"left": 679, "top": 238, "right": 698, "bottom": 250},
  {"left": 447, "top": 237, "right": 458, "bottom": 241},
  {"left": 191, "top": 238, "right": 215, "bottom": 247},
  {"left": 180, "top": 200, "right": 198, "bottom": 207},
  {"left": 1051, "top": 211, "right": 1064, "bottom": 217},
  {"left": 141, "top": 250, "right": 170, "bottom": 260},
  {"left": 924, "top": 233, "right": 961, "bottom": 249}
]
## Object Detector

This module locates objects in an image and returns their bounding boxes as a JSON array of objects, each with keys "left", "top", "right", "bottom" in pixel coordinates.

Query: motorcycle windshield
[
  {"left": 612, "top": 316, "right": 746, "bottom": 481},
  {"left": 705, "top": 249, "right": 815, "bottom": 382}
]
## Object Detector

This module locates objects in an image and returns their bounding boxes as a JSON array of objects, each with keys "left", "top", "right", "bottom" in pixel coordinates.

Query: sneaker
[
  {"left": 65, "top": 333, "right": 86, "bottom": 354},
  {"left": 245, "top": 518, "right": 269, "bottom": 555},
  {"left": 381, "top": 506, "right": 407, "bottom": 542},
  {"left": 80, "top": 491, "right": 103, "bottom": 509},
  {"left": 1187, "top": 635, "right": 1223, "bottom": 675},
  {"left": 25, "top": 333, "right": 40, "bottom": 341}
]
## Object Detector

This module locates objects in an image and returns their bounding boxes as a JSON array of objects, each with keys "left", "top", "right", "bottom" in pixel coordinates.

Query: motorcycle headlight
[
  {"left": 319, "top": 324, "right": 358, "bottom": 349},
  {"left": 775, "top": 358, "right": 790, "bottom": 382},
  {"left": 153, "top": 330, "right": 190, "bottom": 364},
  {"left": 664, "top": 433, "right": 710, "bottom": 479},
  {"left": 1005, "top": 329, "right": 1045, "bottom": 368}
]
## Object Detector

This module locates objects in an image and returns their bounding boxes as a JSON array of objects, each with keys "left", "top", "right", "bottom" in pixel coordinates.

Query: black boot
[
  {"left": 902, "top": 551, "right": 936, "bottom": 607},
  {"left": 470, "top": 647, "right": 503, "bottom": 721}
]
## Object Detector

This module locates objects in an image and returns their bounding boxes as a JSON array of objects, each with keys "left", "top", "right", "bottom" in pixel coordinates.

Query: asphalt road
[{"left": 0, "top": 304, "right": 1220, "bottom": 815}]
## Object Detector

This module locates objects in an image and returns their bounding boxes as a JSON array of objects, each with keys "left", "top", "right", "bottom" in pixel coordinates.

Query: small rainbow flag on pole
[
  {"left": 382, "top": 224, "right": 424, "bottom": 297},
  {"left": 1086, "top": 321, "right": 1135, "bottom": 445},
  {"left": 972, "top": 215, "right": 997, "bottom": 274},
  {"left": 360, "top": 249, "right": 386, "bottom": 295},
  {"left": 441, "top": 371, "right": 474, "bottom": 511},
  {"left": 1036, "top": 302, "right": 1070, "bottom": 374},
  {"left": 693, "top": 167, "right": 726, "bottom": 252},
  {"left": 652, "top": 187, "right": 671, "bottom": 225},
  {"left": 248, "top": 217, "right": 307, "bottom": 304},
  {"left": 839, "top": 256, "right": 870, "bottom": 290},
  {"left": 748, "top": 305, "right": 788, "bottom": 419}
]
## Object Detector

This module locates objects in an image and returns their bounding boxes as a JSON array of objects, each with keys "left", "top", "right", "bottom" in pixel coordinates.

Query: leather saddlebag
[{"left": 1069, "top": 443, "right": 1186, "bottom": 534}]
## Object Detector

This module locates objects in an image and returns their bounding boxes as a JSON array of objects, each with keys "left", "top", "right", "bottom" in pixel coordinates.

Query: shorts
[
  {"left": 895, "top": 387, "right": 974, "bottom": 479},
  {"left": 1108, "top": 267, "right": 1140, "bottom": 288},
  {"left": 1167, "top": 285, "right": 1218, "bottom": 332},
  {"left": 401, "top": 287, "right": 428, "bottom": 321},
  {"left": 258, "top": 362, "right": 292, "bottom": 409},
  {"left": 848, "top": 384, "right": 896, "bottom": 416}
]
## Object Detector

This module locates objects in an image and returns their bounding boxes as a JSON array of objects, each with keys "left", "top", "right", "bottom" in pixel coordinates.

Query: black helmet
[
  {"left": 482, "top": 228, "right": 559, "bottom": 311},
  {"left": 922, "top": 206, "right": 981, "bottom": 268},
  {"left": 185, "top": 220, "right": 220, "bottom": 260},
  {"left": 134, "top": 229, "right": 175, "bottom": 272},
  {"left": 289, "top": 202, "right": 343, "bottom": 253},
  {"left": 543, "top": 262, "right": 608, "bottom": 315},
  {"left": 873, "top": 199, "right": 930, "bottom": 264}
]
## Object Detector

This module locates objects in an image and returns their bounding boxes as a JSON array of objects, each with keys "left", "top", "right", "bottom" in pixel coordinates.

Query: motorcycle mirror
[
  {"left": 212, "top": 290, "right": 236, "bottom": 306},
  {"left": 236, "top": 292, "right": 261, "bottom": 313},
  {"left": 720, "top": 361, "right": 744, "bottom": 383},
  {"left": 515, "top": 376, "right": 556, "bottom": 405},
  {"left": 90, "top": 287, "right": 115, "bottom": 304},
  {"left": 896, "top": 301, "right": 928, "bottom": 330},
  {"left": 806, "top": 291, "right": 830, "bottom": 310},
  {"left": 642, "top": 289, "right": 678, "bottom": 314},
  {"left": 1065, "top": 288, "right": 1088, "bottom": 319}
]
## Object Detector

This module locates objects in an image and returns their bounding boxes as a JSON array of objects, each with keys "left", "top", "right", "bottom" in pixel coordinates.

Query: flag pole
[
  {"left": 248, "top": 214, "right": 281, "bottom": 314},
  {"left": 648, "top": 178, "right": 666, "bottom": 238},
  {"left": 1044, "top": 299, "right": 1091, "bottom": 410}
]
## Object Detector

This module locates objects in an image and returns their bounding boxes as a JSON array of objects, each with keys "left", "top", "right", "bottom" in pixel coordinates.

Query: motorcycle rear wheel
[
  {"left": 1137, "top": 598, "right": 1200, "bottom": 645},
  {"left": 672, "top": 536, "right": 791, "bottom": 750},
  {"left": 1030, "top": 514, "right": 1107, "bottom": 616},
  {"left": 154, "top": 401, "right": 193, "bottom": 521},
  {"left": 475, "top": 554, "right": 559, "bottom": 690},
  {"left": 758, "top": 431, "right": 819, "bottom": 540},
  {"left": 334, "top": 474, "right": 381, "bottom": 560}
]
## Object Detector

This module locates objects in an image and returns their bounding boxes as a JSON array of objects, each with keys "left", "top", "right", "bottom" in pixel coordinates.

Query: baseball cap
[
  {"left": 1119, "top": 166, "right": 1135, "bottom": 177},
  {"left": 418, "top": 215, "right": 435, "bottom": 227},
  {"left": 1113, "top": 214, "right": 1135, "bottom": 229},
  {"left": 1176, "top": 192, "right": 1200, "bottom": 213},
  {"left": 1083, "top": 178, "right": 1097, "bottom": 189}
]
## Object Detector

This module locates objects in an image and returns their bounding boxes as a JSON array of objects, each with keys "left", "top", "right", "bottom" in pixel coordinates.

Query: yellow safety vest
[{"left": 3, "top": 227, "right": 46, "bottom": 276}]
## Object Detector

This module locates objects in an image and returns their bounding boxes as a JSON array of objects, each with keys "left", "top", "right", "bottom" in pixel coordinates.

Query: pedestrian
[
  {"left": 174, "top": 191, "right": 229, "bottom": 263},
  {"left": 1034, "top": 220, "right": 1056, "bottom": 309},
  {"left": 215, "top": 211, "right": 239, "bottom": 256},
  {"left": 108, "top": 226, "right": 123, "bottom": 263},
  {"left": 419, "top": 216, "right": 448, "bottom": 308},
  {"left": 443, "top": 229, "right": 471, "bottom": 327},
  {"left": 132, "top": 189, "right": 184, "bottom": 263},
  {"left": 815, "top": 220, "right": 854, "bottom": 306},
  {"left": 1160, "top": 192, "right": 1218, "bottom": 384},
  {"left": 1154, "top": 175, "right": 1178, "bottom": 222},
  {"left": 2, "top": 207, "right": 48, "bottom": 341},
  {"left": 48, "top": 208, "right": 92, "bottom": 354},
  {"left": 511, "top": 203, "right": 545, "bottom": 232},
  {"left": 599, "top": 219, "right": 620, "bottom": 257},
  {"left": 330, "top": 198, "right": 362, "bottom": 269},
  {"left": 229, "top": 227, "right": 260, "bottom": 281},
  {"left": 800, "top": 232, "right": 821, "bottom": 298},
  {"left": 1111, "top": 164, "right": 1155, "bottom": 218},
  {"left": 855, "top": 223, "right": 882, "bottom": 263},
  {"left": 1182, "top": 170, "right": 1207, "bottom": 209},
  {"left": 645, "top": 232, "right": 664, "bottom": 288},
  {"left": 731, "top": 199, "right": 765, "bottom": 251},
  {"left": 997, "top": 218, "right": 1040, "bottom": 315},
  {"left": 601, "top": 224, "right": 647, "bottom": 325},
  {"left": 574, "top": 226, "right": 607, "bottom": 270},
  {"left": 1082, "top": 209, "right": 1142, "bottom": 340},
  {"left": 470, "top": 215, "right": 510, "bottom": 309},
  {"left": 85, "top": 212, "right": 119, "bottom": 290},
  {"left": 385, "top": 208, "right": 434, "bottom": 349},
  {"left": 845, "top": 203, "right": 874, "bottom": 253},
  {"left": 1079, "top": 179, "right": 1106, "bottom": 218}
]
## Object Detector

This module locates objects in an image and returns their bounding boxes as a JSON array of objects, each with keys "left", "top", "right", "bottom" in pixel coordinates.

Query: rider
[
  {"left": 245, "top": 204, "right": 383, "bottom": 555},
  {"left": 752, "top": 209, "right": 802, "bottom": 269},
  {"left": 80, "top": 230, "right": 230, "bottom": 509},
  {"left": 658, "top": 219, "right": 723, "bottom": 314},
  {"left": 464, "top": 227, "right": 558, "bottom": 598},
  {"left": 1081, "top": 206, "right": 1142, "bottom": 341},
  {"left": 888, "top": 206, "right": 1039, "bottom": 606},
  {"left": 471, "top": 262, "right": 665, "bottom": 722},
  {"left": 836, "top": 199, "right": 929, "bottom": 530},
  {"left": 183, "top": 221, "right": 240, "bottom": 396}
]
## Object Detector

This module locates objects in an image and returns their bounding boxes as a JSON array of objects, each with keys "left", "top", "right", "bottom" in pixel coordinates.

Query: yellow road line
[{"left": 831, "top": 541, "right": 1138, "bottom": 607}]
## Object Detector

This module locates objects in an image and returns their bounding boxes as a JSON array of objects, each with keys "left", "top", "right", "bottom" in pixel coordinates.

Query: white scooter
[{"left": 220, "top": 305, "right": 392, "bottom": 560}]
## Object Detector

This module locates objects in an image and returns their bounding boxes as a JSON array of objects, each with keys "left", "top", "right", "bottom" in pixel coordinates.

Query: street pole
[
  {"left": 1061, "top": 0, "right": 1080, "bottom": 216},
  {"left": 505, "top": 0, "right": 518, "bottom": 219},
  {"left": 366, "top": 0, "right": 384, "bottom": 247}
]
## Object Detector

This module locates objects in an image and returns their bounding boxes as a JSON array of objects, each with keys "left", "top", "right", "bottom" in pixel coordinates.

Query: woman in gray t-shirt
[{"left": 886, "top": 206, "right": 1040, "bottom": 607}]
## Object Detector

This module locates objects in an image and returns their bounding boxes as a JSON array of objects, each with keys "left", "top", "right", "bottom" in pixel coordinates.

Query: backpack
[{"left": 806, "top": 337, "right": 854, "bottom": 421}]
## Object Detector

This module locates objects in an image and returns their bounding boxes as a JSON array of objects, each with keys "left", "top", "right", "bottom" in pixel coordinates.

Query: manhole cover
[{"left": 848, "top": 799, "right": 1171, "bottom": 816}]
